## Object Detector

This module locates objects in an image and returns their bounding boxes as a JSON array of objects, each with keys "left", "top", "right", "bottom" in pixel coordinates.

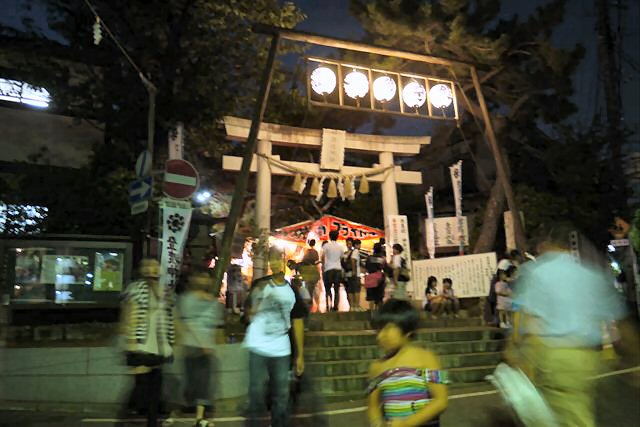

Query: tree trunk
[{"left": 473, "top": 177, "right": 505, "bottom": 253}]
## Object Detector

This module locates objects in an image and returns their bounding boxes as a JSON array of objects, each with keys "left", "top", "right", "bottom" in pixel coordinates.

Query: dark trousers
[
  {"left": 322, "top": 269, "right": 342, "bottom": 310},
  {"left": 128, "top": 367, "right": 162, "bottom": 427},
  {"left": 184, "top": 347, "right": 212, "bottom": 407},
  {"left": 246, "top": 351, "right": 291, "bottom": 427}
]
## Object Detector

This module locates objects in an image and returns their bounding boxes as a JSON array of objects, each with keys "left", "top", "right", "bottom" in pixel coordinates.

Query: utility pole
[
  {"left": 210, "top": 34, "right": 281, "bottom": 295},
  {"left": 595, "top": 0, "right": 627, "bottom": 213}
]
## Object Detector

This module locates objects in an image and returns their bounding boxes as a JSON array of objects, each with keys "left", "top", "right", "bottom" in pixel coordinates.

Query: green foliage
[
  {"left": 514, "top": 184, "right": 568, "bottom": 240},
  {"left": 1, "top": 0, "right": 306, "bottom": 236}
]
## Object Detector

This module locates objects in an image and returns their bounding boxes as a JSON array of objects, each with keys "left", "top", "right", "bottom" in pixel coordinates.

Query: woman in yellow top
[{"left": 367, "top": 299, "right": 449, "bottom": 427}]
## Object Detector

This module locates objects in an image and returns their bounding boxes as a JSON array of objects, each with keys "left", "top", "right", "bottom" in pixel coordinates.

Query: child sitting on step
[{"left": 367, "top": 299, "right": 449, "bottom": 427}]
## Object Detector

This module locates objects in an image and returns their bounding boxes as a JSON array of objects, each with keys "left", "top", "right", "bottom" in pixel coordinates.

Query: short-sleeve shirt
[
  {"left": 514, "top": 252, "right": 626, "bottom": 347},
  {"left": 495, "top": 281, "right": 512, "bottom": 310},
  {"left": 351, "top": 249, "right": 361, "bottom": 277},
  {"left": 244, "top": 274, "right": 306, "bottom": 357},
  {"left": 179, "top": 292, "right": 224, "bottom": 349},
  {"left": 323, "top": 241, "right": 344, "bottom": 272}
]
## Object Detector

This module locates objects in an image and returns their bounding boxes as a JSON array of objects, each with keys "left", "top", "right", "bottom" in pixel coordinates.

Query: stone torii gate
[{"left": 222, "top": 116, "right": 430, "bottom": 278}]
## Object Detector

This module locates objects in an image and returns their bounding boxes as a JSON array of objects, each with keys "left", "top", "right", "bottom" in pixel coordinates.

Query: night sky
[{"left": 2, "top": 0, "right": 638, "bottom": 139}]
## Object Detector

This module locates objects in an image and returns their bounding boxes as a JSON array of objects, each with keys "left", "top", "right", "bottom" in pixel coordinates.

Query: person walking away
[
  {"left": 178, "top": 272, "right": 225, "bottom": 427},
  {"left": 321, "top": 230, "right": 344, "bottom": 312},
  {"left": 495, "top": 269, "right": 514, "bottom": 328},
  {"left": 424, "top": 276, "right": 445, "bottom": 318},
  {"left": 441, "top": 278, "right": 460, "bottom": 318},
  {"left": 299, "top": 239, "right": 320, "bottom": 313},
  {"left": 345, "top": 239, "right": 362, "bottom": 311},
  {"left": 367, "top": 299, "right": 449, "bottom": 427},
  {"left": 226, "top": 263, "right": 246, "bottom": 315},
  {"left": 121, "top": 258, "right": 176, "bottom": 427},
  {"left": 391, "top": 244, "right": 410, "bottom": 299},
  {"left": 506, "top": 226, "right": 640, "bottom": 427},
  {"left": 244, "top": 247, "right": 306, "bottom": 427},
  {"left": 364, "top": 243, "right": 386, "bottom": 312}
]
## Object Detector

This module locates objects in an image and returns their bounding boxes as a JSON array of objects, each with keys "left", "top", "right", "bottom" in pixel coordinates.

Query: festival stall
[
  {"left": 272, "top": 215, "right": 384, "bottom": 312},
  {"left": 273, "top": 215, "right": 384, "bottom": 248}
]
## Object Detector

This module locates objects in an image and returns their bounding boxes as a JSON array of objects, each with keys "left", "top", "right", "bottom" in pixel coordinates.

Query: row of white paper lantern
[{"left": 310, "top": 66, "right": 453, "bottom": 109}]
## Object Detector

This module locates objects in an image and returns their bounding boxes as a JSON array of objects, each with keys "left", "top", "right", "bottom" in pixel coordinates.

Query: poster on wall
[
  {"left": 40, "top": 255, "right": 90, "bottom": 285},
  {"left": 412, "top": 252, "right": 497, "bottom": 299},
  {"left": 386, "top": 215, "right": 414, "bottom": 298},
  {"left": 160, "top": 198, "right": 193, "bottom": 292},
  {"left": 93, "top": 251, "right": 124, "bottom": 291}
]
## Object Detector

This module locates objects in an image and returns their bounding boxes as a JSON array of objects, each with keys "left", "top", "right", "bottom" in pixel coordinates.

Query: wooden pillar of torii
[{"left": 222, "top": 116, "right": 430, "bottom": 278}]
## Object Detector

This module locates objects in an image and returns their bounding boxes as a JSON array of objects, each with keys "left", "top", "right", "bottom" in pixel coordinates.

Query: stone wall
[{"left": 0, "top": 343, "right": 249, "bottom": 412}]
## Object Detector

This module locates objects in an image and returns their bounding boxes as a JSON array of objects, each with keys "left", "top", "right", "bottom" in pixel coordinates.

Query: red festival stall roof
[{"left": 274, "top": 215, "right": 384, "bottom": 243}]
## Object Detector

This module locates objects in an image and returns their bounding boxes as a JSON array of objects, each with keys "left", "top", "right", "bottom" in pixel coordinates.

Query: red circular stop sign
[{"left": 163, "top": 159, "right": 199, "bottom": 200}]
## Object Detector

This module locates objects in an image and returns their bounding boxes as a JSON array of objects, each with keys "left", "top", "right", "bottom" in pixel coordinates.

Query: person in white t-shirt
[
  {"left": 244, "top": 247, "right": 306, "bottom": 427},
  {"left": 345, "top": 239, "right": 362, "bottom": 311},
  {"left": 321, "top": 230, "right": 345, "bottom": 312},
  {"left": 391, "top": 243, "right": 409, "bottom": 299}
]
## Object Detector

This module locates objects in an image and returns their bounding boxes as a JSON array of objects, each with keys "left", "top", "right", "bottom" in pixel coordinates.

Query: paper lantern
[
  {"left": 429, "top": 83, "right": 453, "bottom": 109},
  {"left": 310, "top": 66, "right": 337, "bottom": 96},
  {"left": 344, "top": 70, "right": 369, "bottom": 99},
  {"left": 402, "top": 80, "right": 426, "bottom": 109},
  {"left": 373, "top": 76, "right": 397, "bottom": 102}
]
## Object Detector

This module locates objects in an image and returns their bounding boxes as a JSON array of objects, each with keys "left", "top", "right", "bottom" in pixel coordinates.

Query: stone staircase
[{"left": 303, "top": 311, "right": 505, "bottom": 401}]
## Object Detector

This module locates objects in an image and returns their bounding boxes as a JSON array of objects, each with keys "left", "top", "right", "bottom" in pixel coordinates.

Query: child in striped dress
[{"left": 367, "top": 299, "right": 449, "bottom": 427}]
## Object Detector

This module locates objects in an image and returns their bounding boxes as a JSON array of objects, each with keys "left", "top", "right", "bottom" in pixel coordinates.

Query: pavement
[{"left": 1, "top": 368, "right": 639, "bottom": 427}]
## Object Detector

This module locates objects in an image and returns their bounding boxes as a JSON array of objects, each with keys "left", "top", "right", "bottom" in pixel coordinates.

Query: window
[
  {"left": 0, "top": 78, "right": 50, "bottom": 108},
  {"left": 0, "top": 203, "right": 48, "bottom": 235}
]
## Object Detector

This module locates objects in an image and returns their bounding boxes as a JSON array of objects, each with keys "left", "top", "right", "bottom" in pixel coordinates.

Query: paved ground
[{"left": 1, "top": 370, "right": 638, "bottom": 426}]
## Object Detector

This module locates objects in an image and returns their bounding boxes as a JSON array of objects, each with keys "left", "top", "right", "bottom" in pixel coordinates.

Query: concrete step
[
  {"left": 305, "top": 339, "right": 505, "bottom": 361},
  {"left": 309, "top": 311, "right": 476, "bottom": 322},
  {"left": 306, "top": 352, "right": 503, "bottom": 377},
  {"left": 306, "top": 317, "right": 482, "bottom": 332},
  {"left": 314, "top": 365, "right": 496, "bottom": 395},
  {"left": 305, "top": 326, "right": 504, "bottom": 348}
]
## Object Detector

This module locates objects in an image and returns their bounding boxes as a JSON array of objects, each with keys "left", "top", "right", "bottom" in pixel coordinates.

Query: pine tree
[{"left": 350, "top": 0, "right": 584, "bottom": 251}]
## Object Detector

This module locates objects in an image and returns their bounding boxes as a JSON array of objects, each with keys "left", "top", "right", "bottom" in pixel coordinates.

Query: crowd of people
[{"left": 118, "top": 228, "right": 638, "bottom": 427}]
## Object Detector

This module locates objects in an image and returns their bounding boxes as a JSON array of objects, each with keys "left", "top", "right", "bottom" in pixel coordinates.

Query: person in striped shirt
[{"left": 367, "top": 299, "right": 449, "bottom": 427}]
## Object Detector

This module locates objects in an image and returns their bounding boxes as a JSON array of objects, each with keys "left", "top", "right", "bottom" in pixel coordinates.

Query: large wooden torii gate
[{"left": 222, "top": 116, "right": 430, "bottom": 278}]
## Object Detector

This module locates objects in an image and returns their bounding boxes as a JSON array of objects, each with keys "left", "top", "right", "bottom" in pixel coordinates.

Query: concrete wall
[{"left": 0, "top": 343, "right": 249, "bottom": 412}]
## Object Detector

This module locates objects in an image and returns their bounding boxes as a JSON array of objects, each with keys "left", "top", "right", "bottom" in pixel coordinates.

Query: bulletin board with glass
[{"left": 2, "top": 238, "right": 132, "bottom": 306}]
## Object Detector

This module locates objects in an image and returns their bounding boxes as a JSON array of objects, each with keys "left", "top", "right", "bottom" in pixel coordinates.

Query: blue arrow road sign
[{"left": 129, "top": 176, "right": 153, "bottom": 204}]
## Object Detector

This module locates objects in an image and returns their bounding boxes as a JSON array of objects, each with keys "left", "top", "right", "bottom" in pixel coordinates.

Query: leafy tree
[
  {"left": 349, "top": 0, "right": 585, "bottom": 251},
  {"left": 0, "top": 0, "right": 306, "bottom": 236}
]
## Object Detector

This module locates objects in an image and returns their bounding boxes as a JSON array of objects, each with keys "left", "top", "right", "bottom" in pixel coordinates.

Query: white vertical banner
[
  {"left": 449, "top": 160, "right": 464, "bottom": 254},
  {"left": 159, "top": 198, "right": 192, "bottom": 292},
  {"left": 386, "top": 215, "right": 414, "bottom": 298},
  {"left": 168, "top": 122, "right": 184, "bottom": 160},
  {"left": 425, "top": 187, "right": 436, "bottom": 259},
  {"left": 320, "top": 128, "right": 346, "bottom": 171}
]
